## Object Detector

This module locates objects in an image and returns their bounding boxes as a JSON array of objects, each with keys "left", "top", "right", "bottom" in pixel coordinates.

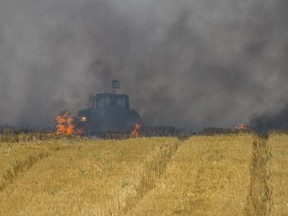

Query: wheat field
[
  {"left": 128, "top": 134, "right": 254, "bottom": 215},
  {"left": 0, "top": 133, "right": 288, "bottom": 215},
  {"left": 268, "top": 133, "right": 288, "bottom": 215}
]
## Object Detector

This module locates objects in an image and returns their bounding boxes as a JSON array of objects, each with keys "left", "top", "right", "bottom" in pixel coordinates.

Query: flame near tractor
[
  {"left": 55, "top": 111, "right": 84, "bottom": 135},
  {"left": 55, "top": 111, "right": 74, "bottom": 135},
  {"left": 55, "top": 81, "right": 179, "bottom": 138},
  {"left": 131, "top": 122, "right": 142, "bottom": 137},
  {"left": 77, "top": 80, "right": 141, "bottom": 136},
  {"left": 235, "top": 124, "right": 248, "bottom": 130}
]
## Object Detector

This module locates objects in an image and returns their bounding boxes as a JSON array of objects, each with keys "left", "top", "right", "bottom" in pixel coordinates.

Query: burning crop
[
  {"left": 131, "top": 123, "right": 142, "bottom": 138},
  {"left": 55, "top": 111, "right": 74, "bottom": 135},
  {"left": 234, "top": 124, "right": 248, "bottom": 130},
  {"left": 55, "top": 111, "right": 83, "bottom": 136}
]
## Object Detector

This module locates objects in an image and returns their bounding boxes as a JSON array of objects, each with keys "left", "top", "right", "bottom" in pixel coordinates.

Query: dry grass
[
  {"left": 245, "top": 136, "right": 271, "bottom": 216},
  {"left": 1, "top": 133, "right": 288, "bottom": 215},
  {"left": 0, "top": 130, "right": 50, "bottom": 143},
  {"left": 128, "top": 134, "right": 255, "bottom": 215},
  {"left": 268, "top": 133, "right": 288, "bottom": 215},
  {"left": 0, "top": 140, "right": 68, "bottom": 191},
  {"left": 0, "top": 137, "right": 179, "bottom": 216}
]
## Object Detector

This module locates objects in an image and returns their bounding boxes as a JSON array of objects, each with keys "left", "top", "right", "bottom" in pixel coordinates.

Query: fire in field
[
  {"left": 2, "top": 0, "right": 288, "bottom": 215},
  {"left": 55, "top": 111, "right": 84, "bottom": 136},
  {"left": 55, "top": 111, "right": 75, "bottom": 135}
]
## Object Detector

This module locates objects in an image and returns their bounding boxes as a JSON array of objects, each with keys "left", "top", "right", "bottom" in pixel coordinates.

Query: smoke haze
[{"left": 1, "top": 0, "right": 288, "bottom": 130}]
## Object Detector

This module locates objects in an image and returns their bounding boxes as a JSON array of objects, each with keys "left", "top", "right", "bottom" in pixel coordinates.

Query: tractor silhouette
[{"left": 77, "top": 80, "right": 140, "bottom": 136}]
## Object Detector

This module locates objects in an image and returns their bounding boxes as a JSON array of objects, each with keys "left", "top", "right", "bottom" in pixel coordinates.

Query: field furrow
[
  {"left": 0, "top": 141, "right": 66, "bottom": 191},
  {"left": 1, "top": 133, "right": 288, "bottom": 216},
  {"left": 244, "top": 137, "right": 271, "bottom": 216},
  {"left": 128, "top": 134, "right": 254, "bottom": 215},
  {"left": 0, "top": 138, "right": 179, "bottom": 216},
  {"left": 119, "top": 139, "right": 181, "bottom": 214},
  {"left": 268, "top": 133, "right": 288, "bottom": 215}
]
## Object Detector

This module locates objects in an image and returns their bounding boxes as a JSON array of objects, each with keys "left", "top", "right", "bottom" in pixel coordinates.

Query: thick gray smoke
[
  {"left": 1, "top": 0, "right": 288, "bottom": 130},
  {"left": 249, "top": 105, "right": 288, "bottom": 133}
]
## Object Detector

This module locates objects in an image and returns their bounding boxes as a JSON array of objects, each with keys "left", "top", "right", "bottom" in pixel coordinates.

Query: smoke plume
[{"left": 1, "top": 0, "right": 288, "bottom": 130}]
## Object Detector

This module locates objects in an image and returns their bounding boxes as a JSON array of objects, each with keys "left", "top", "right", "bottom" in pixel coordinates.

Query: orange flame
[
  {"left": 55, "top": 111, "right": 74, "bottom": 135},
  {"left": 235, "top": 124, "right": 247, "bottom": 130},
  {"left": 131, "top": 123, "right": 142, "bottom": 137},
  {"left": 55, "top": 111, "right": 84, "bottom": 135}
]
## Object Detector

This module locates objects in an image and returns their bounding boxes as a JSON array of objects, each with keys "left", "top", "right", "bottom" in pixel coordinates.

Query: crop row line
[
  {"left": 108, "top": 140, "right": 183, "bottom": 215},
  {"left": 245, "top": 136, "right": 271, "bottom": 216},
  {"left": 0, "top": 145, "right": 66, "bottom": 192}
]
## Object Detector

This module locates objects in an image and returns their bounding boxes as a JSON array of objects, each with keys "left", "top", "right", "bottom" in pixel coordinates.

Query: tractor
[{"left": 77, "top": 80, "right": 141, "bottom": 136}]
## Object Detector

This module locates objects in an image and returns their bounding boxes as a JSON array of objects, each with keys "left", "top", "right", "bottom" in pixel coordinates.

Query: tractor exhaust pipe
[{"left": 112, "top": 80, "right": 120, "bottom": 94}]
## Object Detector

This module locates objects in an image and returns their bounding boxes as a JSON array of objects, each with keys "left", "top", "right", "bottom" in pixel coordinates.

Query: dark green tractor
[{"left": 77, "top": 81, "right": 141, "bottom": 136}]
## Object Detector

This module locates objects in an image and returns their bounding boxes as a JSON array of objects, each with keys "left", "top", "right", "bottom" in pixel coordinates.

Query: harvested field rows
[
  {"left": 0, "top": 138, "right": 179, "bottom": 216},
  {"left": 268, "top": 133, "right": 288, "bottom": 215},
  {"left": 1, "top": 134, "right": 288, "bottom": 215},
  {"left": 245, "top": 136, "right": 271, "bottom": 215},
  {"left": 128, "top": 134, "right": 254, "bottom": 215},
  {"left": 0, "top": 141, "right": 67, "bottom": 191}
]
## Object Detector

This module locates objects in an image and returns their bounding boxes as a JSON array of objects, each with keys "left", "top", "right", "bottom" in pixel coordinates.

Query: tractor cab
[
  {"left": 91, "top": 93, "right": 130, "bottom": 110},
  {"left": 77, "top": 81, "right": 140, "bottom": 135}
]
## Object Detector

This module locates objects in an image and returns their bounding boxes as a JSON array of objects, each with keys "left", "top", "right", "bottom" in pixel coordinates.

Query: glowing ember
[
  {"left": 131, "top": 123, "right": 142, "bottom": 137},
  {"left": 235, "top": 124, "right": 248, "bottom": 130},
  {"left": 55, "top": 111, "right": 83, "bottom": 135}
]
